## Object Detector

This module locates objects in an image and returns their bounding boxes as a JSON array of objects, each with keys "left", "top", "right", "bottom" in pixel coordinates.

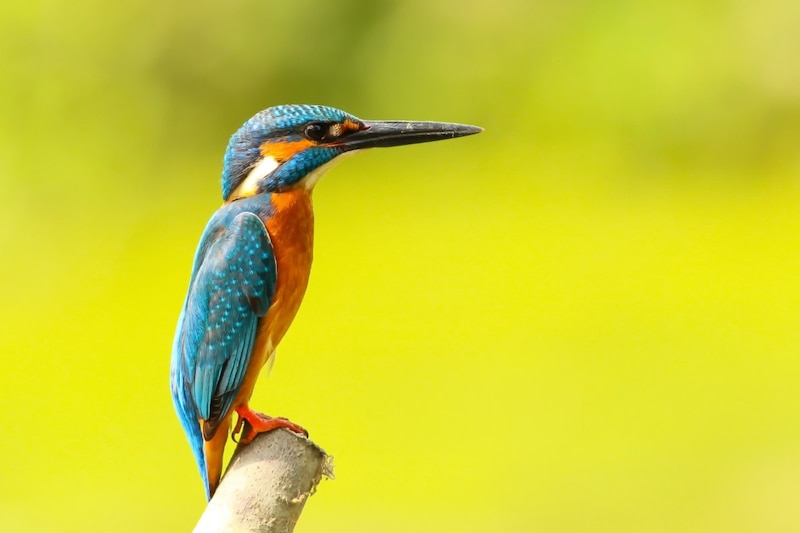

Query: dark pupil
[{"left": 305, "top": 123, "right": 327, "bottom": 141}]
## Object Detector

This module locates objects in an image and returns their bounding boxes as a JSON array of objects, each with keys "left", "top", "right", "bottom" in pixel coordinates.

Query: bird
[{"left": 170, "top": 104, "right": 482, "bottom": 499}]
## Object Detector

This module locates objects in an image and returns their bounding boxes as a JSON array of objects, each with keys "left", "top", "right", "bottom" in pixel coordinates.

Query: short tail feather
[{"left": 172, "top": 380, "right": 213, "bottom": 499}]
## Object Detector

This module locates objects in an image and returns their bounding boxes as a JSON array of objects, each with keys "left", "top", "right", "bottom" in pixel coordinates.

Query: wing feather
[{"left": 177, "top": 211, "right": 276, "bottom": 440}]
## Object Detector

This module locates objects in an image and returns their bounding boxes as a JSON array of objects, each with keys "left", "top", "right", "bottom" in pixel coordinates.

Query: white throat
[{"left": 300, "top": 150, "right": 359, "bottom": 190}]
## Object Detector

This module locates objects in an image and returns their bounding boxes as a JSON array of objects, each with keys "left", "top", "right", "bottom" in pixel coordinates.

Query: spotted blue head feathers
[
  {"left": 221, "top": 105, "right": 364, "bottom": 201},
  {"left": 219, "top": 104, "right": 483, "bottom": 202}
]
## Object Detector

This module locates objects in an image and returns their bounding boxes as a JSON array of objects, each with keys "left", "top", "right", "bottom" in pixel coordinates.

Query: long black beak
[{"left": 336, "top": 120, "right": 482, "bottom": 151}]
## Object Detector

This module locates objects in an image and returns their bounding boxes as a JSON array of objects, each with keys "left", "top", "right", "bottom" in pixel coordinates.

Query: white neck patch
[
  {"left": 229, "top": 150, "right": 361, "bottom": 198},
  {"left": 230, "top": 156, "right": 279, "bottom": 199}
]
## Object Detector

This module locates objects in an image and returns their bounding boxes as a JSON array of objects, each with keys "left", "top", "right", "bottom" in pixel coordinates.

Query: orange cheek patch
[{"left": 260, "top": 139, "right": 314, "bottom": 163}]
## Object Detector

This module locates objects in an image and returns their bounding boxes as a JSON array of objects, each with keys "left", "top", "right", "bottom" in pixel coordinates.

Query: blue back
[{"left": 170, "top": 195, "right": 276, "bottom": 499}]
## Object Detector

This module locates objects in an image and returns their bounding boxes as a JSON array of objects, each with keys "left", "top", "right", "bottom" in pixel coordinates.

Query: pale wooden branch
[{"left": 194, "top": 429, "right": 333, "bottom": 533}]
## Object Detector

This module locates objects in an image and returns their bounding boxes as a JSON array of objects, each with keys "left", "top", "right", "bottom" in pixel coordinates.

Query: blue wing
[{"left": 171, "top": 210, "right": 276, "bottom": 480}]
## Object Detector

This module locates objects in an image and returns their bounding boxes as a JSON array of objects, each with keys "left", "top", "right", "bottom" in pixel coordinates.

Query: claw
[
  {"left": 232, "top": 404, "right": 308, "bottom": 445},
  {"left": 231, "top": 412, "right": 245, "bottom": 443}
]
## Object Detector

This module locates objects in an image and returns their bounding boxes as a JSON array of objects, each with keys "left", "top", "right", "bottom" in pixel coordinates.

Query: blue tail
[
  {"left": 171, "top": 308, "right": 212, "bottom": 500},
  {"left": 172, "top": 380, "right": 211, "bottom": 499}
]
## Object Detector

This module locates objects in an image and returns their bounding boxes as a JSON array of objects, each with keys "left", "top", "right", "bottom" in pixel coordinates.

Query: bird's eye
[{"left": 304, "top": 123, "right": 328, "bottom": 142}]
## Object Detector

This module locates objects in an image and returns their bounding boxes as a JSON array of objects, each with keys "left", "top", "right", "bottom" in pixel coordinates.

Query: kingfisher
[{"left": 170, "top": 104, "right": 481, "bottom": 499}]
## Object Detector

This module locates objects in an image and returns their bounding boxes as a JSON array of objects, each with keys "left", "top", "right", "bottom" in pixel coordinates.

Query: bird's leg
[{"left": 231, "top": 403, "right": 308, "bottom": 445}]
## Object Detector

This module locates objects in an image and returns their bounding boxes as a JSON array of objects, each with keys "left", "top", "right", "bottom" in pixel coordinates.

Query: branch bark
[{"left": 194, "top": 429, "right": 333, "bottom": 533}]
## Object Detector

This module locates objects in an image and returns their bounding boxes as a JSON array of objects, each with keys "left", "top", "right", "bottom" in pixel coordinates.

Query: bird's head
[{"left": 220, "top": 104, "right": 481, "bottom": 201}]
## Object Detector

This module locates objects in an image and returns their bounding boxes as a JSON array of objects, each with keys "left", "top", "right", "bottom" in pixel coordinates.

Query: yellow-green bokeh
[{"left": 2, "top": 1, "right": 800, "bottom": 531}]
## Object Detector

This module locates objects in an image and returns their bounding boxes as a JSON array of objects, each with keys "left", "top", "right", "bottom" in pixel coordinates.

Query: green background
[{"left": 2, "top": 1, "right": 800, "bottom": 531}]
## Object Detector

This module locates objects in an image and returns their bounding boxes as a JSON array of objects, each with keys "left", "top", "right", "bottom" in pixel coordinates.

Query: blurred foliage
[{"left": 2, "top": 0, "right": 800, "bottom": 531}]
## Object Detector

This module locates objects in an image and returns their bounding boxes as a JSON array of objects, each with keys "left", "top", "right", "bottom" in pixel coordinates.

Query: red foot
[{"left": 232, "top": 404, "right": 308, "bottom": 445}]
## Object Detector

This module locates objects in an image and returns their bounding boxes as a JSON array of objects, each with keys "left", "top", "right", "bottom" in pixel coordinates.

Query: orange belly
[{"left": 233, "top": 187, "right": 314, "bottom": 406}]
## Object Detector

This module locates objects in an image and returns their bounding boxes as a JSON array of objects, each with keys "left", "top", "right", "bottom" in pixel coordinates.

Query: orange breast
[{"left": 233, "top": 187, "right": 315, "bottom": 406}]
